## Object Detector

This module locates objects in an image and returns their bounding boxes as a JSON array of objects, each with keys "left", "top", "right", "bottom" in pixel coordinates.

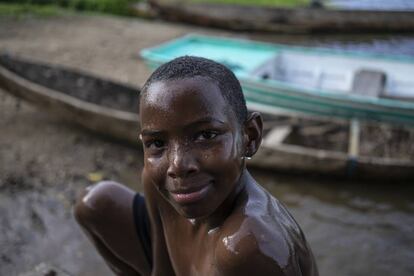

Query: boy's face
[{"left": 140, "top": 77, "right": 245, "bottom": 218}]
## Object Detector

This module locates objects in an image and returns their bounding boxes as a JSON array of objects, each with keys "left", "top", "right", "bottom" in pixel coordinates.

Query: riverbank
[{"left": 1, "top": 13, "right": 413, "bottom": 276}]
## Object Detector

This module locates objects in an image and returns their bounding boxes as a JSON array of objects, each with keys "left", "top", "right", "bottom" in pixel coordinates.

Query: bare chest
[{"left": 163, "top": 218, "right": 222, "bottom": 276}]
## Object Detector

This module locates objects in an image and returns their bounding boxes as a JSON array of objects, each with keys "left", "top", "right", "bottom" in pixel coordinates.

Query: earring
[{"left": 241, "top": 156, "right": 252, "bottom": 160}]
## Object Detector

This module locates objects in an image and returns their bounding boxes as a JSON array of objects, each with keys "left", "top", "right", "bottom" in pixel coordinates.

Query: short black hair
[{"left": 141, "top": 56, "right": 247, "bottom": 124}]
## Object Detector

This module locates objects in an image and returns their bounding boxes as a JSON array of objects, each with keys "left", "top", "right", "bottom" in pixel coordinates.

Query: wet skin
[{"left": 140, "top": 77, "right": 318, "bottom": 276}]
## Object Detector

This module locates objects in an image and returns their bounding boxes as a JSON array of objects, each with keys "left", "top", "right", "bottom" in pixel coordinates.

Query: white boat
[{"left": 141, "top": 34, "right": 414, "bottom": 125}]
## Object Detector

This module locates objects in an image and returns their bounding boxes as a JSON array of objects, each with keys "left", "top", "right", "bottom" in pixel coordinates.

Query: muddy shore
[{"left": 1, "top": 14, "right": 414, "bottom": 276}]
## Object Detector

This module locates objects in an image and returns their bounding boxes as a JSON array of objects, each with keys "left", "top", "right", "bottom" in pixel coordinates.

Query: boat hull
[
  {"left": 0, "top": 55, "right": 140, "bottom": 144},
  {"left": 241, "top": 79, "right": 414, "bottom": 125},
  {"left": 250, "top": 144, "right": 414, "bottom": 180},
  {"left": 137, "top": 2, "right": 414, "bottom": 33}
]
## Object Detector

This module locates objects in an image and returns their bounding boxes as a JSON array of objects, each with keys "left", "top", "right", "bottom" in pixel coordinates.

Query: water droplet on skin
[
  {"left": 222, "top": 235, "right": 240, "bottom": 255},
  {"left": 208, "top": 227, "right": 219, "bottom": 235},
  {"left": 222, "top": 236, "right": 229, "bottom": 247}
]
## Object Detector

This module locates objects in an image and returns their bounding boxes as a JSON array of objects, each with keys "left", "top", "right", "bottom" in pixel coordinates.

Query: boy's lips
[{"left": 169, "top": 184, "right": 211, "bottom": 204}]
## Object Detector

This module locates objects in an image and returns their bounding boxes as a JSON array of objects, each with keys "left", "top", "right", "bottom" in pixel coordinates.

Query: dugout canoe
[
  {"left": 253, "top": 117, "right": 414, "bottom": 180},
  {"left": 141, "top": 34, "right": 414, "bottom": 126},
  {"left": 131, "top": 1, "right": 414, "bottom": 34},
  {"left": 1, "top": 53, "right": 413, "bottom": 180},
  {"left": 0, "top": 53, "right": 140, "bottom": 143}
]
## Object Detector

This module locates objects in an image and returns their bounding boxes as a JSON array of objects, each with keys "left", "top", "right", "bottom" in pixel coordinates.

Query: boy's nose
[{"left": 167, "top": 144, "right": 199, "bottom": 179}]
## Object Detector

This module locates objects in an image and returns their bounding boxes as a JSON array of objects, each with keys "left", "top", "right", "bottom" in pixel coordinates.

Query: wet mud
[{"left": 0, "top": 90, "right": 142, "bottom": 275}]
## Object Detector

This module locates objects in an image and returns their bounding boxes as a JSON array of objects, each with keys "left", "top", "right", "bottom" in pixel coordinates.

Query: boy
[{"left": 75, "top": 56, "right": 318, "bottom": 275}]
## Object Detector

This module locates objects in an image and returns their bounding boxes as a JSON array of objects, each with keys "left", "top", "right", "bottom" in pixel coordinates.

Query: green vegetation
[
  {"left": 0, "top": 3, "right": 68, "bottom": 17},
  {"left": 0, "top": 0, "right": 137, "bottom": 17},
  {"left": 64, "top": 0, "right": 137, "bottom": 15}
]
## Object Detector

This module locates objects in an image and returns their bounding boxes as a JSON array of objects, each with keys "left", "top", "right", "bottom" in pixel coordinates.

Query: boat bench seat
[{"left": 351, "top": 69, "right": 386, "bottom": 97}]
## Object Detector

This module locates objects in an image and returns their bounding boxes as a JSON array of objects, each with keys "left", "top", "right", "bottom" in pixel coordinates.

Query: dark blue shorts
[{"left": 132, "top": 193, "right": 152, "bottom": 267}]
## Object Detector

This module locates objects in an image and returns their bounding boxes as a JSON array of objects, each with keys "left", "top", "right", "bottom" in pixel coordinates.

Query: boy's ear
[{"left": 243, "top": 112, "right": 263, "bottom": 157}]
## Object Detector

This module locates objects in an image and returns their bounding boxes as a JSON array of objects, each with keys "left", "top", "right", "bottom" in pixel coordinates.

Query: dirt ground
[{"left": 0, "top": 14, "right": 231, "bottom": 275}]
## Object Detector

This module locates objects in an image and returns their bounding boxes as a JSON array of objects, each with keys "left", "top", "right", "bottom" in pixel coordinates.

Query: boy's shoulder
[{"left": 214, "top": 184, "right": 312, "bottom": 275}]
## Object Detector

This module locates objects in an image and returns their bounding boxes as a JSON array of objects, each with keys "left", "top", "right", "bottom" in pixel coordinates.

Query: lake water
[{"left": 328, "top": 0, "right": 414, "bottom": 11}]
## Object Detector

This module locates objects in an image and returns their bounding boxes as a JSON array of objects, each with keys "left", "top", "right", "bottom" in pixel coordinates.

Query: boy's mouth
[{"left": 169, "top": 184, "right": 211, "bottom": 204}]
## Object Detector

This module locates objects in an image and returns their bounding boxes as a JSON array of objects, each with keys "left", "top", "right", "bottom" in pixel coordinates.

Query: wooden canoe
[
  {"left": 131, "top": 1, "right": 414, "bottom": 34},
  {"left": 254, "top": 118, "right": 414, "bottom": 180},
  {"left": 1, "top": 53, "right": 413, "bottom": 180},
  {"left": 0, "top": 53, "right": 140, "bottom": 143}
]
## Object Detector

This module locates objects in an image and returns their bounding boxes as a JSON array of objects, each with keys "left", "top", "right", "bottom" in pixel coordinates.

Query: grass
[
  {"left": 64, "top": 0, "right": 137, "bottom": 15},
  {"left": 0, "top": 3, "right": 69, "bottom": 17},
  {"left": 0, "top": 0, "right": 137, "bottom": 17}
]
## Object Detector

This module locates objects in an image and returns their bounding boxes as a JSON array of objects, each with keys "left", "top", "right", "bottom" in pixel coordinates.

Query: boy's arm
[
  {"left": 216, "top": 221, "right": 318, "bottom": 276},
  {"left": 216, "top": 233, "right": 286, "bottom": 276},
  {"left": 143, "top": 182, "right": 175, "bottom": 276}
]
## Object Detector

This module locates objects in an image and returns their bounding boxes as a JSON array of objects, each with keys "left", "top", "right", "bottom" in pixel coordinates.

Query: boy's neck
[{"left": 189, "top": 169, "right": 251, "bottom": 231}]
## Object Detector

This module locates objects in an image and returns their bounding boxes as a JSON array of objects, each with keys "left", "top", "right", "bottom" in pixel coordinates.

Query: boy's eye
[
  {"left": 195, "top": 131, "right": 218, "bottom": 141},
  {"left": 145, "top": 139, "right": 165, "bottom": 149}
]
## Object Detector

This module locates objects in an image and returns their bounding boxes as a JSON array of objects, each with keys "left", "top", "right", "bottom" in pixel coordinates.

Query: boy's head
[
  {"left": 139, "top": 56, "right": 262, "bottom": 219},
  {"left": 141, "top": 56, "right": 247, "bottom": 125}
]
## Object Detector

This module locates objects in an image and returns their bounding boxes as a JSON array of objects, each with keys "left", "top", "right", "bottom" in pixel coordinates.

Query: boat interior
[
  {"left": 259, "top": 113, "right": 414, "bottom": 160},
  {"left": 141, "top": 35, "right": 414, "bottom": 101},
  {"left": 0, "top": 54, "right": 140, "bottom": 113},
  {"left": 250, "top": 51, "right": 414, "bottom": 100}
]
